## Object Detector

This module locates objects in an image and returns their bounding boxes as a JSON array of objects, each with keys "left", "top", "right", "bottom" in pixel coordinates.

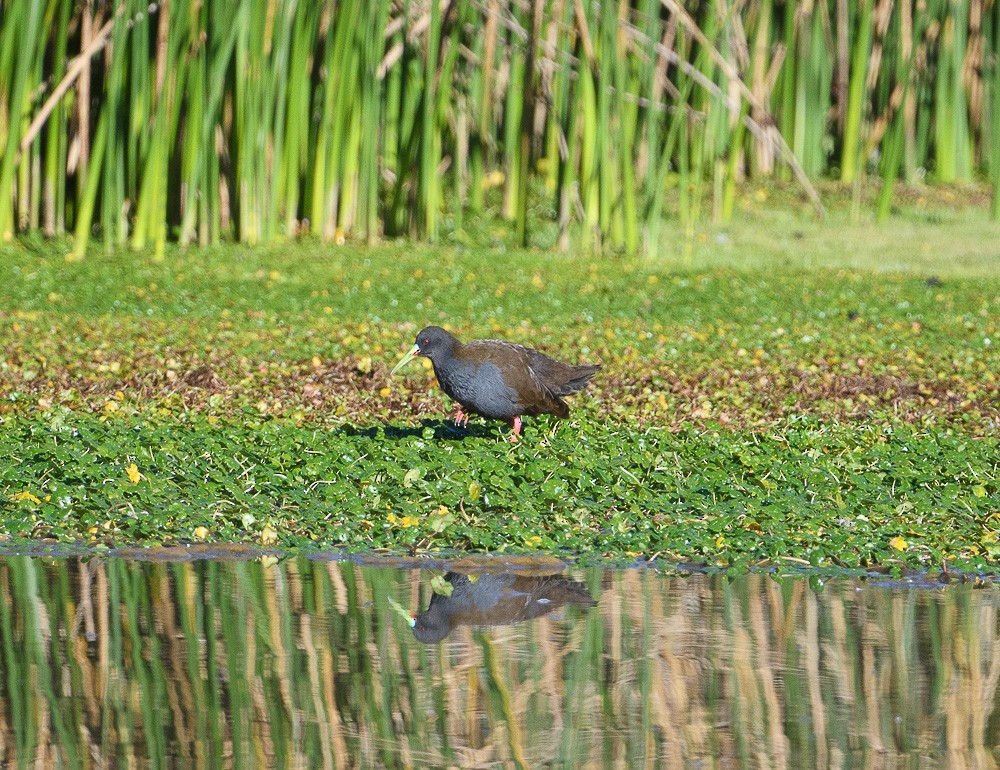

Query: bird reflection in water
[{"left": 409, "top": 570, "right": 597, "bottom": 644}]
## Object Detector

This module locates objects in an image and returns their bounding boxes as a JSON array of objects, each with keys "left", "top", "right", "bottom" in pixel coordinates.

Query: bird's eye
[{"left": 421, "top": 338, "right": 429, "bottom": 345}]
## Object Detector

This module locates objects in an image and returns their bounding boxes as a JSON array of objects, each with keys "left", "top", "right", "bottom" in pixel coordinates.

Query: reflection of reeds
[{"left": 2, "top": 558, "right": 1000, "bottom": 766}]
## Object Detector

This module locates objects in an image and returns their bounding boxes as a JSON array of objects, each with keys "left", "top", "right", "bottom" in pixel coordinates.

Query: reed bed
[{"left": 1, "top": 0, "right": 999, "bottom": 258}]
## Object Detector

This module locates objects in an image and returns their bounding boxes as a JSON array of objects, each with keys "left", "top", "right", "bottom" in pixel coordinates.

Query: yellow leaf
[
  {"left": 261, "top": 524, "right": 278, "bottom": 545},
  {"left": 125, "top": 463, "right": 142, "bottom": 484},
  {"left": 193, "top": 526, "right": 210, "bottom": 540},
  {"left": 973, "top": 485, "right": 987, "bottom": 498},
  {"left": 12, "top": 491, "right": 41, "bottom": 504},
  {"left": 715, "top": 535, "right": 725, "bottom": 548},
  {"left": 889, "top": 536, "right": 907, "bottom": 551}
]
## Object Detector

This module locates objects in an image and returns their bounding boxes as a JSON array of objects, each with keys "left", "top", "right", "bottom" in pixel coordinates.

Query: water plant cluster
[
  {"left": 2, "top": 0, "right": 1000, "bottom": 258},
  {"left": 1, "top": 211, "right": 997, "bottom": 572}
]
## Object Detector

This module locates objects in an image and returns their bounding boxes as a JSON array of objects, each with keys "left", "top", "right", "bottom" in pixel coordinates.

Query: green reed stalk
[
  {"left": 689, "top": 4, "right": 722, "bottom": 226},
  {"left": 609, "top": 1, "right": 638, "bottom": 255},
  {"left": 516, "top": 0, "right": 543, "bottom": 247},
  {"left": 542, "top": 1, "right": 566, "bottom": 199},
  {"left": 180, "top": 0, "right": 207, "bottom": 246},
  {"left": 639, "top": 0, "right": 669, "bottom": 256},
  {"left": 268, "top": 0, "right": 302, "bottom": 241},
  {"left": 130, "top": 0, "right": 194, "bottom": 256},
  {"left": 420, "top": 0, "right": 443, "bottom": 240},
  {"left": 934, "top": 0, "right": 974, "bottom": 181},
  {"left": 502, "top": 29, "right": 526, "bottom": 224},
  {"left": 101, "top": 0, "right": 140, "bottom": 250},
  {"left": 70, "top": 109, "right": 107, "bottom": 259},
  {"left": 386, "top": 35, "right": 426, "bottom": 237},
  {"left": 548, "top": 0, "right": 577, "bottom": 251},
  {"left": 0, "top": 0, "right": 45, "bottom": 242},
  {"left": 436, "top": 11, "right": 462, "bottom": 225},
  {"left": 991, "top": 1, "right": 1000, "bottom": 220},
  {"left": 579, "top": 64, "right": 600, "bottom": 251},
  {"left": 840, "top": 0, "right": 873, "bottom": 183},
  {"left": 313, "top": 0, "right": 361, "bottom": 239},
  {"left": 280, "top": 7, "right": 314, "bottom": 239},
  {"left": 42, "top": 0, "right": 73, "bottom": 235},
  {"left": 722, "top": 99, "right": 749, "bottom": 222},
  {"left": 674, "top": 28, "right": 693, "bottom": 229},
  {"left": 777, "top": 0, "right": 797, "bottom": 176},
  {"left": 359, "top": 0, "right": 390, "bottom": 243},
  {"left": 620, "top": 68, "right": 640, "bottom": 255},
  {"left": 179, "top": 0, "right": 237, "bottom": 246},
  {"left": 18, "top": 16, "right": 45, "bottom": 233},
  {"left": 748, "top": 0, "right": 773, "bottom": 176},
  {"left": 595, "top": 0, "right": 615, "bottom": 246},
  {"left": 877, "top": 6, "right": 921, "bottom": 222},
  {"left": 792, "top": 2, "right": 834, "bottom": 177}
]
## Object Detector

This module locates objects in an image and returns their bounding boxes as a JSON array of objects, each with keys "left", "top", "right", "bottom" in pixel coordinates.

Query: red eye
[{"left": 421, "top": 338, "right": 429, "bottom": 345}]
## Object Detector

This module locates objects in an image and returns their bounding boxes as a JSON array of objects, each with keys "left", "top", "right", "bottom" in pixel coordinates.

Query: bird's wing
[{"left": 467, "top": 340, "right": 566, "bottom": 412}]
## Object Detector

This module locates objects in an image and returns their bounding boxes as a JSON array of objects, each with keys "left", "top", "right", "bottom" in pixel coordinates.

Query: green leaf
[{"left": 430, "top": 575, "right": 453, "bottom": 597}]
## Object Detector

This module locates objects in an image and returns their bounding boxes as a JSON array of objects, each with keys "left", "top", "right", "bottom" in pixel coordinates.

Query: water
[{"left": 0, "top": 549, "right": 998, "bottom": 768}]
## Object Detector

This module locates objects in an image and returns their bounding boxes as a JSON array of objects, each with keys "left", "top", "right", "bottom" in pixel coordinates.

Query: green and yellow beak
[{"left": 389, "top": 343, "right": 421, "bottom": 376}]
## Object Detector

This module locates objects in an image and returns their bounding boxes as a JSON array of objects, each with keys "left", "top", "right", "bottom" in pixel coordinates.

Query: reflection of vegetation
[{"left": 0, "top": 556, "right": 998, "bottom": 766}]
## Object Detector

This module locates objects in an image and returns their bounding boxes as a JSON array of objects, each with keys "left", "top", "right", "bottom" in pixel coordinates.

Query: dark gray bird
[{"left": 390, "top": 325, "right": 600, "bottom": 441}]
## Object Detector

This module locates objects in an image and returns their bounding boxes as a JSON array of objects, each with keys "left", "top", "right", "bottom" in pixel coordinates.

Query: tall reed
[{"left": 3, "top": 0, "right": 1000, "bottom": 258}]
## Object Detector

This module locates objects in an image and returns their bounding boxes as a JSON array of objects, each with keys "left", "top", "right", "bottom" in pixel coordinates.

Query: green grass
[{"left": 1, "top": 205, "right": 998, "bottom": 572}]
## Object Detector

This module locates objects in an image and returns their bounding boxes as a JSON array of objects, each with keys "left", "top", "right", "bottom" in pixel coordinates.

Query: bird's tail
[{"left": 552, "top": 364, "right": 601, "bottom": 396}]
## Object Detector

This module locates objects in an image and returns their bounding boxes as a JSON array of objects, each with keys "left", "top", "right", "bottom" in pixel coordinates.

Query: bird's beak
[{"left": 389, "top": 343, "right": 421, "bottom": 376}]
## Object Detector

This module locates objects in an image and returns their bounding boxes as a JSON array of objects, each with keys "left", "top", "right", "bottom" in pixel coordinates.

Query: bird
[{"left": 389, "top": 325, "right": 600, "bottom": 441}]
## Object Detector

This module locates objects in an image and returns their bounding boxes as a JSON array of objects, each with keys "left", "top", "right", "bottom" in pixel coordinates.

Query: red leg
[
  {"left": 453, "top": 407, "right": 469, "bottom": 428},
  {"left": 507, "top": 415, "right": 522, "bottom": 442}
]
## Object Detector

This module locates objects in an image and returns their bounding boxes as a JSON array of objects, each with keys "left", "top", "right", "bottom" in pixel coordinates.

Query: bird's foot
[
  {"left": 507, "top": 416, "right": 522, "bottom": 443},
  {"left": 453, "top": 408, "right": 470, "bottom": 428}
]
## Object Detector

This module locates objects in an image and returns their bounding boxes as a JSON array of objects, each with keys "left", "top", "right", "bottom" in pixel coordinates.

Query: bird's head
[{"left": 389, "top": 326, "right": 455, "bottom": 374}]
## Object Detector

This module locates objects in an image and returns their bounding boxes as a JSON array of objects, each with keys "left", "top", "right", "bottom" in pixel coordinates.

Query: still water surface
[{"left": 0, "top": 549, "right": 998, "bottom": 768}]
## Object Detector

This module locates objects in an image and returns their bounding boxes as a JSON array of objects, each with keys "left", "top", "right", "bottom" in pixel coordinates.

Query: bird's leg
[
  {"left": 453, "top": 407, "right": 469, "bottom": 428},
  {"left": 507, "top": 416, "right": 523, "bottom": 442}
]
